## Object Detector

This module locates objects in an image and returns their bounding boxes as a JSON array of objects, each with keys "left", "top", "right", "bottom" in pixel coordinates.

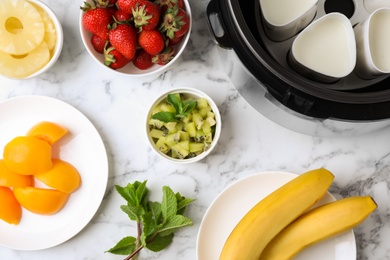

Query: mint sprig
[
  {"left": 106, "top": 180, "right": 195, "bottom": 259},
  {"left": 152, "top": 94, "right": 196, "bottom": 123}
]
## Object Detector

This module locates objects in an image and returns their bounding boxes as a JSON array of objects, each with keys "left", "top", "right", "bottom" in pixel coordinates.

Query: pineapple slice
[
  {"left": 0, "top": 41, "right": 50, "bottom": 79},
  {"left": 31, "top": 3, "right": 57, "bottom": 54},
  {"left": 0, "top": 0, "right": 45, "bottom": 55}
]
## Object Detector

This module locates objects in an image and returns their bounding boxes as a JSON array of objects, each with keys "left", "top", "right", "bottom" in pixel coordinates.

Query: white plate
[
  {"left": 196, "top": 171, "right": 357, "bottom": 260},
  {"left": 0, "top": 95, "right": 108, "bottom": 250}
]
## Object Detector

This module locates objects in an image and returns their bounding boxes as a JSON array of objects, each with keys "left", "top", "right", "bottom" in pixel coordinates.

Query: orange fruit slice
[
  {"left": 27, "top": 121, "right": 68, "bottom": 145},
  {"left": 3, "top": 136, "right": 53, "bottom": 175},
  {"left": 0, "top": 159, "right": 34, "bottom": 187},
  {"left": 0, "top": 186, "right": 22, "bottom": 224},
  {"left": 13, "top": 187, "right": 69, "bottom": 215},
  {"left": 34, "top": 159, "right": 81, "bottom": 193}
]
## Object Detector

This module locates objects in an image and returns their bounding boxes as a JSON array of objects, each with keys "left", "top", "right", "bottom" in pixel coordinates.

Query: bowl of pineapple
[
  {"left": 0, "top": 0, "right": 63, "bottom": 79},
  {"left": 146, "top": 87, "right": 221, "bottom": 164}
]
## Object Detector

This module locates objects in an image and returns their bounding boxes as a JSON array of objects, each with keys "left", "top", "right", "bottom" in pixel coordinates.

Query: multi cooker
[{"left": 206, "top": 0, "right": 390, "bottom": 136}]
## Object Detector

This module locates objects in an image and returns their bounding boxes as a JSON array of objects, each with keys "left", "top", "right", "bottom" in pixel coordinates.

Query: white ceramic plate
[
  {"left": 196, "top": 171, "right": 357, "bottom": 260},
  {"left": 0, "top": 95, "right": 108, "bottom": 250}
]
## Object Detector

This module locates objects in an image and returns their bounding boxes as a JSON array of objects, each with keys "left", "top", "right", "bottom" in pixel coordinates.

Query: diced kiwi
[
  {"left": 204, "top": 132, "right": 213, "bottom": 143},
  {"left": 150, "top": 129, "right": 164, "bottom": 139},
  {"left": 184, "top": 121, "right": 197, "bottom": 137},
  {"left": 202, "top": 120, "right": 212, "bottom": 134},
  {"left": 189, "top": 142, "right": 205, "bottom": 153},
  {"left": 149, "top": 118, "right": 164, "bottom": 129},
  {"left": 194, "top": 129, "right": 205, "bottom": 142},
  {"left": 165, "top": 132, "right": 180, "bottom": 147},
  {"left": 197, "top": 98, "right": 209, "bottom": 109},
  {"left": 155, "top": 138, "right": 169, "bottom": 154},
  {"left": 199, "top": 107, "right": 211, "bottom": 118},
  {"left": 192, "top": 112, "right": 204, "bottom": 130},
  {"left": 172, "top": 143, "right": 189, "bottom": 159},
  {"left": 160, "top": 103, "right": 175, "bottom": 112},
  {"left": 179, "top": 130, "right": 190, "bottom": 141},
  {"left": 164, "top": 122, "right": 177, "bottom": 134}
]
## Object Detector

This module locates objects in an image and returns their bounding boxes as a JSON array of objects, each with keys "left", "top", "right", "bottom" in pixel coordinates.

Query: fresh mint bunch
[
  {"left": 106, "top": 180, "right": 195, "bottom": 259},
  {"left": 152, "top": 94, "right": 196, "bottom": 122}
]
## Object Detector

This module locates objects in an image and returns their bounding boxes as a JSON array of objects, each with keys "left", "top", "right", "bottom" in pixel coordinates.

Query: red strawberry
[
  {"left": 152, "top": 46, "right": 174, "bottom": 65},
  {"left": 114, "top": 8, "right": 132, "bottom": 22},
  {"left": 109, "top": 23, "right": 137, "bottom": 59},
  {"left": 81, "top": 2, "right": 114, "bottom": 40},
  {"left": 133, "top": 49, "right": 153, "bottom": 70},
  {"left": 104, "top": 46, "right": 131, "bottom": 69},
  {"left": 132, "top": 1, "right": 161, "bottom": 31},
  {"left": 91, "top": 34, "right": 107, "bottom": 53},
  {"left": 117, "top": 0, "right": 144, "bottom": 14},
  {"left": 138, "top": 29, "right": 165, "bottom": 55},
  {"left": 169, "top": 35, "right": 182, "bottom": 45},
  {"left": 160, "top": 6, "right": 189, "bottom": 39}
]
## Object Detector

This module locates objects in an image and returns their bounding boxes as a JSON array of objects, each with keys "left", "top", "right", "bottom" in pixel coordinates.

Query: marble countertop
[{"left": 1, "top": 0, "right": 390, "bottom": 259}]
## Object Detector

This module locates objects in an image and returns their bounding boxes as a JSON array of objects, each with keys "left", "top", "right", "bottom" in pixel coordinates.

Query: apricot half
[
  {"left": 27, "top": 121, "right": 68, "bottom": 144},
  {"left": 34, "top": 159, "right": 81, "bottom": 193},
  {"left": 0, "top": 159, "right": 34, "bottom": 187},
  {"left": 3, "top": 136, "right": 53, "bottom": 175},
  {"left": 13, "top": 187, "right": 69, "bottom": 215},
  {"left": 0, "top": 186, "right": 22, "bottom": 224}
]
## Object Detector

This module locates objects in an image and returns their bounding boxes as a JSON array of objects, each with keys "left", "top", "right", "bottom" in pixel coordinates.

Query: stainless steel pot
[{"left": 207, "top": 0, "right": 390, "bottom": 136}]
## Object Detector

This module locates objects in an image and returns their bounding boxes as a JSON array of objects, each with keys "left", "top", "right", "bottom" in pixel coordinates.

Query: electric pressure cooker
[{"left": 207, "top": 0, "right": 390, "bottom": 136}]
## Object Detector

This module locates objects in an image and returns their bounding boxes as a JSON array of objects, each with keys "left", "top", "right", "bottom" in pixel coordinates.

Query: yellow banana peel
[
  {"left": 219, "top": 168, "right": 334, "bottom": 260},
  {"left": 260, "top": 196, "right": 377, "bottom": 260}
]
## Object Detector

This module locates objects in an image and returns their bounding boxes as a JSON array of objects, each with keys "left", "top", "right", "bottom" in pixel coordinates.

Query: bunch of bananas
[{"left": 219, "top": 168, "right": 377, "bottom": 260}]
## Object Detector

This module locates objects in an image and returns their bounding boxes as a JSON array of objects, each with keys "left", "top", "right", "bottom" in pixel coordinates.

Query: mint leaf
[
  {"left": 148, "top": 201, "right": 163, "bottom": 224},
  {"left": 161, "top": 186, "right": 177, "bottom": 222},
  {"left": 115, "top": 181, "right": 148, "bottom": 207},
  {"left": 152, "top": 111, "right": 178, "bottom": 123},
  {"left": 120, "top": 204, "right": 145, "bottom": 221},
  {"left": 167, "top": 94, "right": 181, "bottom": 112},
  {"left": 105, "top": 236, "right": 136, "bottom": 255},
  {"left": 159, "top": 215, "right": 193, "bottom": 237},
  {"left": 145, "top": 233, "right": 174, "bottom": 252},
  {"left": 176, "top": 193, "right": 195, "bottom": 215},
  {"left": 140, "top": 212, "right": 158, "bottom": 245},
  {"left": 107, "top": 181, "right": 195, "bottom": 259}
]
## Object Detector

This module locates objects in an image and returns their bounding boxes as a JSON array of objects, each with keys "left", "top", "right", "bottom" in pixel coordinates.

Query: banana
[
  {"left": 219, "top": 168, "right": 334, "bottom": 260},
  {"left": 260, "top": 196, "right": 377, "bottom": 260}
]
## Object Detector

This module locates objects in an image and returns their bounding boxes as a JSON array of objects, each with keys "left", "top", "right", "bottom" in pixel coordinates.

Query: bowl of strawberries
[{"left": 79, "top": 0, "right": 191, "bottom": 77}]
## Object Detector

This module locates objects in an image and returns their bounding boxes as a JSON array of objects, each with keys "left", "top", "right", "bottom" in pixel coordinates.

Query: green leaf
[
  {"left": 161, "top": 186, "right": 177, "bottom": 222},
  {"left": 158, "top": 215, "right": 193, "bottom": 237},
  {"left": 148, "top": 201, "right": 163, "bottom": 224},
  {"left": 145, "top": 233, "right": 174, "bottom": 252},
  {"left": 105, "top": 236, "right": 137, "bottom": 255},
  {"left": 152, "top": 111, "right": 178, "bottom": 123},
  {"left": 167, "top": 94, "right": 181, "bottom": 112},
  {"left": 140, "top": 212, "right": 158, "bottom": 245},
  {"left": 115, "top": 180, "right": 148, "bottom": 207},
  {"left": 120, "top": 204, "right": 145, "bottom": 221},
  {"left": 176, "top": 192, "right": 195, "bottom": 215}
]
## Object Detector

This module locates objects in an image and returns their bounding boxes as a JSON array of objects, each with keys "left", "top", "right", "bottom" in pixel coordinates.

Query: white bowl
[
  {"left": 146, "top": 87, "right": 221, "bottom": 164},
  {"left": 0, "top": 0, "right": 63, "bottom": 79},
  {"left": 79, "top": 0, "right": 192, "bottom": 77}
]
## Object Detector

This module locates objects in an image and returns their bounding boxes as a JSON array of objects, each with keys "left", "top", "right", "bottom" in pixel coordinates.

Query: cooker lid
[{"left": 208, "top": 0, "right": 390, "bottom": 121}]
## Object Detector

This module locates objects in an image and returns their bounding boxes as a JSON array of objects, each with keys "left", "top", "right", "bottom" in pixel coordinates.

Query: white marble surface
[{"left": 1, "top": 0, "right": 390, "bottom": 259}]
